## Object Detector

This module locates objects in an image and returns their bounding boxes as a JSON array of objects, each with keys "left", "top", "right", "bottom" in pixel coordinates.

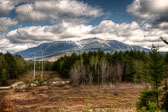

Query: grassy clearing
[
  {"left": 0, "top": 71, "right": 145, "bottom": 112},
  {"left": 2, "top": 83, "right": 144, "bottom": 112}
]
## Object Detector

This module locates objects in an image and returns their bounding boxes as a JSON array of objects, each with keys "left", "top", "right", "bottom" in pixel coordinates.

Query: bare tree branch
[{"left": 160, "top": 37, "right": 168, "bottom": 45}]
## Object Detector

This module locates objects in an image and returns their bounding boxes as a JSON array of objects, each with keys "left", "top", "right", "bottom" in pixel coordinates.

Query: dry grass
[
  {"left": 1, "top": 83, "right": 145, "bottom": 112},
  {"left": 7, "top": 71, "right": 61, "bottom": 85},
  {"left": 0, "top": 71, "right": 146, "bottom": 112}
]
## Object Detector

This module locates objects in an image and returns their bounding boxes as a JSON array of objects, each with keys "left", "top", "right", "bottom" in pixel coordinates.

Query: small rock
[
  {"left": 52, "top": 81, "right": 64, "bottom": 86},
  {"left": 38, "top": 86, "right": 48, "bottom": 90},
  {"left": 11, "top": 81, "right": 26, "bottom": 89},
  {"left": 34, "top": 81, "right": 39, "bottom": 84},
  {"left": 42, "top": 81, "right": 47, "bottom": 86},
  {"left": 66, "top": 81, "right": 70, "bottom": 84},
  {"left": 62, "top": 81, "right": 66, "bottom": 85},
  {"left": 30, "top": 83, "right": 37, "bottom": 87},
  {"left": 51, "top": 80, "right": 70, "bottom": 87}
]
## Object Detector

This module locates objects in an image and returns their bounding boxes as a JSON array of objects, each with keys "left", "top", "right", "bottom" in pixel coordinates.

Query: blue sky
[
  {"left": 81, "top": 0, "right": 134, "bottom": 25},
  {"left": 0, "top": 0, "right": 168, "bottom": 53}
]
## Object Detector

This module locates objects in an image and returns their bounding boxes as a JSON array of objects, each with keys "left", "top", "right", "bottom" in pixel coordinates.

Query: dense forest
[
  {"left": 1, "top": 48, "right": 167, "bottom": 86},
  {"left": 1, "top": 48, "right": 168, "bottom": 86},
  {"left": 52, "top": 49, "right": 168, "bottom": 85},
  {"left": 0, "top": 52, "right": 53, "bottom": 86},
  {"left": 0, "top": 52, "right": 30, "bottom": 86}
]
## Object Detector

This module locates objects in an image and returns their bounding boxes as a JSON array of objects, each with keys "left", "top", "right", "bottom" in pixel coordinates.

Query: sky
[{"left": 1, "top": 0, "right": 168, "bottom": 53}]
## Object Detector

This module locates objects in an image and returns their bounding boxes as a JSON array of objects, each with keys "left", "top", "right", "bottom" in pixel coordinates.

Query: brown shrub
[{"left": 0, "top": 97, "right": 13, "bottom": 112}]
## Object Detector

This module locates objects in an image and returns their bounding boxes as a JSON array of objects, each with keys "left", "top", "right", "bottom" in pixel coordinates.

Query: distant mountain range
[{"left": 16, "top": 38, "right": 150, "bottom": 60}]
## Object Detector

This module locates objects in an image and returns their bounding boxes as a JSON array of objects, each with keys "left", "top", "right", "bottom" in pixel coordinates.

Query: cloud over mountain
[{"left": 7, "top": 20, "right": 168, "bottom": 52}]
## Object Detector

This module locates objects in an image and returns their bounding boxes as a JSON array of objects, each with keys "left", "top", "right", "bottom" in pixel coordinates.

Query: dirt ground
[{"left": 0, "top": 71, "right": 145, "bottom": 112}]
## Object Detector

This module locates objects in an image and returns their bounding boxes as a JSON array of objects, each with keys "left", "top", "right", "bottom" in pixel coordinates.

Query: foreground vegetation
[
  {"left": 1, "top": 80, "right": 144, "bottom": 112},
  {"left": 0, "top": 45, "right": 168, "bottom": 111},
  {"left": 52, "top": 46, "right": 168, "bottom": 111}
]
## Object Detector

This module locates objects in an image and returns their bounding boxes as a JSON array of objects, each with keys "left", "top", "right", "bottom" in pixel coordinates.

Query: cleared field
[{"left": 1, "top": 83, "right": 145, "bottom": 112}]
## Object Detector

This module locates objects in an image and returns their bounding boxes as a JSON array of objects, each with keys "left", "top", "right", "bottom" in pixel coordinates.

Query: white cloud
[
  {"left": 0, "top": 17, "right": 18, "bottom": 33},
  {"left": 7, "top": 22, "right": 93, "bottom": 44},
  {"left": 127, "top": 0, "right": 168, "bottom": 20},
  {"left": 6, "top": 20, "right": 168, "bottom": 52},
  {"left": 16, "top": 0, "right": 103, "bottom": 23},
  {"left": 91, "top": 20, "right": 165, "bottom": 48},
  {"left": 127, "top": 0, "right": 168, "bottom": 34},
  {"left": 7, "top": 25, "right": 56, "bottom": 44},
  {"left": 0, "top": 0, "right": 26, "bottom": 14},
  {"left": 45, "top": 22, "right": 93, "bottom": 39},
  {"left": 0, "top": 38, "right": 36, "bottom": 53},
  {"left": 0, "top": 0, "right": 15, "bottom": 14}
]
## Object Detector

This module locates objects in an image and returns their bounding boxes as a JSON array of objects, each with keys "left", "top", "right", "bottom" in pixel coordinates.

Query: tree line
[
  {"left": 52, "top": 50, "right": 151, "bottom": 84},
  {"left": 0, "top": 51, "right": 54, "bottom": 86},
  {"left": 0, "top": 52, "right": 30, "bottom": 86}
]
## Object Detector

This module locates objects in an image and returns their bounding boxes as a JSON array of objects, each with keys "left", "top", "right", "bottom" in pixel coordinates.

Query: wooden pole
[
  {"left": 41, "top": 52, "right": 43, "bottom": 79},
  {"left": 34, "top": 53, "right": 36, "bottom": 80}
]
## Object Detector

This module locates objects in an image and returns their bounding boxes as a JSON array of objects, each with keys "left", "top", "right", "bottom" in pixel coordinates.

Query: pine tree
[
  {"left": 4, "top": 52, "right": 18, "bottom": 79},
  {"left": 0, "top": 69, "right": 7, "bottom": 86},
  {"left": 146, "top": 45, "right": 167, "bottom": 107},
  {"left": 148, "top": 45, "right": 167, "bottom": 90}
]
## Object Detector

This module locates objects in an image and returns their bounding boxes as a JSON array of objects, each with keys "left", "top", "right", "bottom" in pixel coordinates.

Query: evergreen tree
[
  {"left": 148, "top": 45, "right": 167, "bottom": 90},
  {"left": 162, "top": 92, "right": 168, "bottom": 112},
  {"left": 4, "top": 52, "right": 18, "bottom": 79},
  {"left": 0, "top": 69, "right": 7, "bottom": 86},
  {"left": 0, "top": 52, "right": 29, "bottom": 86},
  {"left": 140, "top": 45, "right": 167, "bottom": 108},
  {"left": 126, "top": 59, "right": 136, "bottom": 82}
]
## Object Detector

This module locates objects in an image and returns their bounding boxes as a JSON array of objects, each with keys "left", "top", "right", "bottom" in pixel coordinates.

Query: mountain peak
[{"left": 16, "top": 38, "right": 150, "bottom": 60}]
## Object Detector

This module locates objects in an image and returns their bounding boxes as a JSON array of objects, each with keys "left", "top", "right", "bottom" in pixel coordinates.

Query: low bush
[{"left": 137, "top": 89, "right": 160, "bottom": 110}]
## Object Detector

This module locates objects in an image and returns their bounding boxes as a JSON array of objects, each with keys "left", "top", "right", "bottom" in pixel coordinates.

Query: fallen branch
[{"left": 0, "top": 86, "right": 11, "bottom": 90}]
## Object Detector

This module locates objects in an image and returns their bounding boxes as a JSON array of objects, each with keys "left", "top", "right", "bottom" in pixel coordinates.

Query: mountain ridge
[{"left": 16, "top": 38, "right": 150, "bottom": 60}]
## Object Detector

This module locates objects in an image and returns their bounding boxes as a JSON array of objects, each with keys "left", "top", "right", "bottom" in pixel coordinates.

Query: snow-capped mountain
[
  {"left": 76, "top": 37, "right": 111, "bottom": 49},
  {"left": 16, "top": 38, "right": 150, "bottom": 60}
]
